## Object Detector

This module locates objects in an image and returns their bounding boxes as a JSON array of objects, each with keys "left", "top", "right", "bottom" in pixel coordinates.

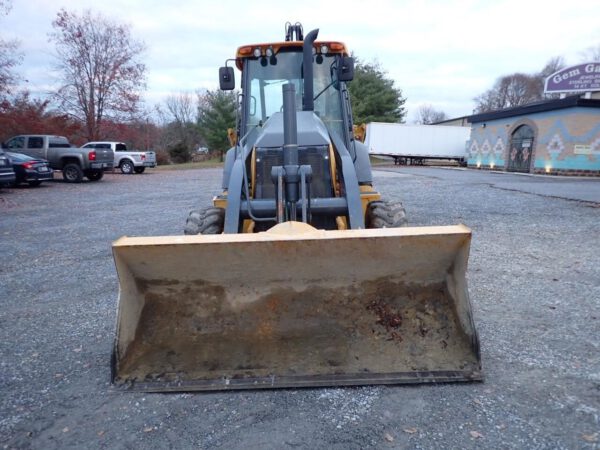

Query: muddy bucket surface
[{"left": 112, "top": 224, "right": 482, "bottom": 391}]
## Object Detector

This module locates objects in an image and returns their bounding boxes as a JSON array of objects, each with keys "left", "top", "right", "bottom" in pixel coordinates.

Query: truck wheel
[
  {"left": 85, "top": 170, "right": 104, "bottom": 181},
  {"left": 134, "top": 167, "right": 145, "bottom": 174},
  {"left": 184, "top": 206, "right": 225, "bottom": 235},
  {"left": 62, "top": 163, "right": 84, "bottom": 183},
  {"left": 120, "top": 160, "right": 134, "bottom": 174},
  {"left": 366, "top": 199, "right": 407, "bottom": 228}
]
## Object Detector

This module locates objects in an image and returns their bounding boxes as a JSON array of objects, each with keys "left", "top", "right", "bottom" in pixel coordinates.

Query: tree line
[
  {"left": 1, "top": 2, "right": 599, "bottom": 158},
  {"left": 0, "top": 3, "right": 405, "bottom": 163}
]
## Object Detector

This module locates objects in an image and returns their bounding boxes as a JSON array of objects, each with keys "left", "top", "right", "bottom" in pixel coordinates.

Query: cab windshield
[{"left": 244, "top": 50, "right": 344, "bottom": 138}]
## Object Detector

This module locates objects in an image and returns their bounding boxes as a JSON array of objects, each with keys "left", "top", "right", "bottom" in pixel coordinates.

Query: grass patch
[
  {"left": 370, "top": 155, "right": 394, "bottom": 165},
  {"left": 155, "top": 159, "right": 224, "bottom": 170}
]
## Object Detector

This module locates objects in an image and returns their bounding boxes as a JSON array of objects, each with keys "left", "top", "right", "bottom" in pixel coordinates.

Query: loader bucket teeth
[{"left": 111, "top": 224, "right": 482, "bottom": 392}]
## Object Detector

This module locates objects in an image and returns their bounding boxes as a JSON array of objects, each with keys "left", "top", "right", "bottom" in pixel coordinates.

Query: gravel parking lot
[{"left": 1, "top": 167, "right": 599, "bottom": 449}]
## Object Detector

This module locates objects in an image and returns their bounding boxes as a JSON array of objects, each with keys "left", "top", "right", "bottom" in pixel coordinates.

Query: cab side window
[
  {"left": 6, "top": 137, "right": 25, "bottom": 149},
  {"left": 27, "top": 137, "right": 44, "bottom": 149}
]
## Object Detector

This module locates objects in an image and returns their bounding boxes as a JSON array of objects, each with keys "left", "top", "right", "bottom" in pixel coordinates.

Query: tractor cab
[{"left": 219, "top": 23, "right": 355, "bottom": 149}]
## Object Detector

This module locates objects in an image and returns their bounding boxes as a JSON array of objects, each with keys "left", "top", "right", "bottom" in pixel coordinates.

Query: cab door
[{"left": 25, "top": 136, "right": 45, "bottom": 160}]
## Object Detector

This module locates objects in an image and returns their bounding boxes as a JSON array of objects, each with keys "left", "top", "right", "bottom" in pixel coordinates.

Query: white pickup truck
[{"left": 82, "top": 141, "right": 156, "bottom": 174}]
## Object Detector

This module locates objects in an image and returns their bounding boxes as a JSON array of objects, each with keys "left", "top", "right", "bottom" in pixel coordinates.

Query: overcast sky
[{"left": 3, "top": 0, "right": 600, "bottom": 121}]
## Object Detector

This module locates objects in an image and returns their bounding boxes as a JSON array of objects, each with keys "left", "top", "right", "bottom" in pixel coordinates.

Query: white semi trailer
[{"left": 364, "top": 122, "right": 470, "bottom": 165}]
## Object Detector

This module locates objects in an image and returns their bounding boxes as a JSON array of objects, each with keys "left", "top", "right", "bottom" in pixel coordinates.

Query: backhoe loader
[{"left": 111, "top": 23, "right": 482, "bottom": 391}]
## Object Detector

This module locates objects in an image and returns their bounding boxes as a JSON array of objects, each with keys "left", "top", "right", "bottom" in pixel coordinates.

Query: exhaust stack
[{"left": 302, "top": 28, "right": 319, "bottom": 111}]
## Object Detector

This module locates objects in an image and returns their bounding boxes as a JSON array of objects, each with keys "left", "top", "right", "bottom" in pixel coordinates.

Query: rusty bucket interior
[{"left": 111, "top": 224, "right": 482, "bottom": 391}]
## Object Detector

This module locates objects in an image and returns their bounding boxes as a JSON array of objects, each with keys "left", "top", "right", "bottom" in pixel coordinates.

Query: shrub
[
  {"left": 155, "top": 149, "right": 171, "bottom": 165},
  {"left": 167, "top": 142, "right": 191, "bottom": 164}
]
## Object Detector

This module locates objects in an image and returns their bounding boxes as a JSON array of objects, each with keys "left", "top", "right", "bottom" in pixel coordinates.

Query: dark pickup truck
[{"left": 2, "top": 135, "right": 113, "bottom": 183}]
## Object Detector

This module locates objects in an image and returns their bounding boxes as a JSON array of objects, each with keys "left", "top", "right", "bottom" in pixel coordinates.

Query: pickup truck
[
  {"left": 82, "top": 141, "right": 156, "bottom": 174},
  {"left": 2, "top": 135, "right": 113, "bottom": 183}
]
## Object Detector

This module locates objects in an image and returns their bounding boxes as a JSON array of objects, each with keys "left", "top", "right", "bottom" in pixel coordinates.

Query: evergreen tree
[
  {"left": 197, "top": 89, "right": 237, "bottom": 161},
  {"left": 348, "top": 61, "right": 406, "bottom": 124}
]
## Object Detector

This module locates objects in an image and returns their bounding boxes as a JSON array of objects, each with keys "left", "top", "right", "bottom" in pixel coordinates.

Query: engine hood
[{"left": 253, "top": 111, "right": 331, "bottom": 148}]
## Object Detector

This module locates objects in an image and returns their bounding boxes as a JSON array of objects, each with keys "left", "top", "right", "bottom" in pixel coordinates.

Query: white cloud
[{"left": 2, "top": 0, "right": 599, "bottom": 118}]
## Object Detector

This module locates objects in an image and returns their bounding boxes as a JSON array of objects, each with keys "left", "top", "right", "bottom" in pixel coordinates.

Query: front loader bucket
[{"left": 111, "top": 224, "right": 482, "bottom": 392}]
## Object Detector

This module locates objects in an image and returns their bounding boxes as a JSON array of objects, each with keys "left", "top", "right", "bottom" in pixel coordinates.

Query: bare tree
[
  {"left": 538, "top": 56, "right": 566, "bottom": 78},
  {"left": 415, "top": 104, "right": 448, "bottom": 124},
  {"left": 536, "top": 56, "right": 566, "bottom": 99},
  {"left": 155, "top": 92, "right": 203, "bottom": 161},
  {"left": 165, "top": 92, "right": 196, "bottom": 124},
  {"left": 474, "top": 73, "right": 542, "bottom": 113},
  {"left": 0, "top": 0, "right": 22, "bottom": 98},
  {"left": 473, "top": 55, "right": 570, "bottom": 113},
  {"left": 49, "top": 9, "right": 146, "bottom": 141},
  {"left": 580, "top": 44, "right": 600, "bottom": 62}
]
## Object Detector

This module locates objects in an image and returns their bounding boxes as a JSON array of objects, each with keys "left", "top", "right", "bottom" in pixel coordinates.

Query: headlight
[{"left": 253, "top": 47, "right": 261, "bottom": 57}]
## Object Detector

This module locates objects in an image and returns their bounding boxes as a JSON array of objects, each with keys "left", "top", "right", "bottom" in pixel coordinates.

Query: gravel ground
[{"left": 1, "top": 167, "right": 599, "bottom": 449}]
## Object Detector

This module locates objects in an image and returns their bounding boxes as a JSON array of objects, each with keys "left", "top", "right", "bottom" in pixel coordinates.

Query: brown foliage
[
  {"left": 0, "top": 91, "right": 161, "bottom": 151},
  {"left": 98, "top": 119, "right": 161, "bottom": 151},
  {"left": 0, "top": 91, "right": 81, "bottom": 143}
]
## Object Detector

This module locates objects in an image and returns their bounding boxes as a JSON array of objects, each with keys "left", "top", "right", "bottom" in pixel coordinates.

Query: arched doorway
[{"left": 508, "top": 125, "right": 535, "bottom": 172}]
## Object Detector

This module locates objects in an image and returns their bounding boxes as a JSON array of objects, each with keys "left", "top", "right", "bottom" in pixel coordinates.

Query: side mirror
[
  {"left": 338, "top": 56, "right": 354, "bottom": 82},
  {"left": 219, "top": 67, "right": 235, "bottom": 91}
]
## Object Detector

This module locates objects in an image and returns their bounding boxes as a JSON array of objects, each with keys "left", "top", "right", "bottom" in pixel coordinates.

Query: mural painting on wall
[
  {"left": 480, "top": 140, "right": 491, "bottom": 156},
  {"left": 546, "top": 134, "right": 566, "bottom": 162},
  {"left": 468, "top": 135, "right": 506, "bottom": 167},
  {"left": 510, "top": 146, "right": 531, "bottom": 162},
  {"left": 468, "top": 140, "right": 479, "bottom": 159},
  {"left": 493, "top": 138, "right": 505, "bottom": 160},
  {"left": 540, "top": 119, "right": 600, "bottom": 166}
]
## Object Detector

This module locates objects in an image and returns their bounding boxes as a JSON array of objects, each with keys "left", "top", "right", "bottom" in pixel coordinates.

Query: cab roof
[{"left": 235, "top": 41, "right": 349, "bottom": 70}]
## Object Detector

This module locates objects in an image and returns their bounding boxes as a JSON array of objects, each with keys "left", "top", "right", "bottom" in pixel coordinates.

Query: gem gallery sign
[{"left": 544, "top": 63, "right": 600, "bottom": 93}]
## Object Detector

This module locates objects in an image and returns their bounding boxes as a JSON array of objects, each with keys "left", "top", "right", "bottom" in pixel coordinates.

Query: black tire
[
  {"left": 62, "top": 163, "right": 84, "bottom": 183},
  {"left": 134, "top": 167, "right": 145, "bottom": 174},
  {"left": 28, "top": 180, "right": 41, "bottom": 187},
  {"left": 184, "top": 206, "right": 225, "bottom": 235},
  {"left": 85, "top": 170, "right": 104, "bottom": 181},
  {"left": 366, "top": 199, "right": 408, "bottom": 228},
  {"left": 120, "top": 160, "right": 134, "bottom": 174}
]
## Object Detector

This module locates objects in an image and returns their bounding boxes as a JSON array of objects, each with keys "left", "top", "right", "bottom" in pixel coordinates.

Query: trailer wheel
[
  {"left": 184, "top": 206, "right": 225, "bottom": 235},
  {"left": 366, "top": 199, "right": 407, "bottom": 228}
]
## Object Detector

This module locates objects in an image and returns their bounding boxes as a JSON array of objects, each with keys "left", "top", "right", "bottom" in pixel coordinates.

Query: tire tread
[{"left": 184, "top": 206, "right": 225, "bottom": 235}]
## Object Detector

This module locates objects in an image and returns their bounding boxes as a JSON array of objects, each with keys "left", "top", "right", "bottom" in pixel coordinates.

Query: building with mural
[{"left": 465, "top": 62, "right": 600, "bottom": 176}]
